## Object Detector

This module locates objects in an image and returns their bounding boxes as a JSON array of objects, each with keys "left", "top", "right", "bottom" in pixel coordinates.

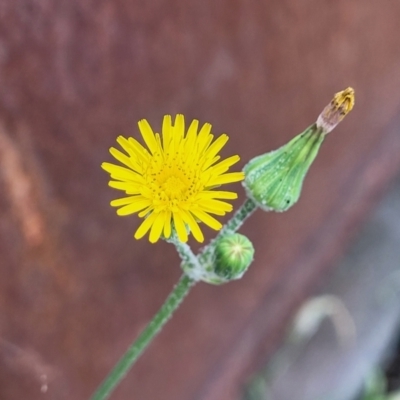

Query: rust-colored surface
[{"left": 1, "top": 1, "right": 400, "bottom": 399}]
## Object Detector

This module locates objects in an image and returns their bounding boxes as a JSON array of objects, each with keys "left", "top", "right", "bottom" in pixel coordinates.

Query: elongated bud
[
  {"left": 243, "top": 87, "right": 355, "bottom": 212},
  {"left": 214, "top": 233, "right": 254, "bottom": 281}
]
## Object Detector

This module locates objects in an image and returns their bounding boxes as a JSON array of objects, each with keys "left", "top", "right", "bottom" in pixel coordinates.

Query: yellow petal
[
  {"left": 110, "top": 196, "right": 144, "bottom": 207},
  {"left": 198, "top": 199, "right": 233, "bottom": 215},
  {"left": 173, "top": 212, "right": 188, "bottom": 242},
  {"left": 163, "top": 210, "right": 172, "bottom": 238},
  {"left": 197, "top": 123, "right": 212, "bottom": 150},
  {"left": 203, "top": 134, "right": 228, "bottom": 161},
  {"left": 207, "top": 172, "right": 245, "bottom": 186},
  {"left": 109, "top": 147, "right": 134, "bottom": 169},
  {"left": 173, "top": 114, "right": 185, "bottom": 143},
  {"left": 134, "top": 212, "right": 158, "bottom": 240},
  {"left": 191, "top": 209, "right": 222, "bottom": 231},
  {"left": 181, "top": 211, "right": 204, "bottom": 242},
  {"left": 138, "top": 206, "right": 153, "bottom": 218},
  {"left": 116, "top": 136, "right": 149, "bottom": 169},
  {"left": 116, "top": 199, "right": 150, "bottom": 215},
  {"left": 184, "top": 119, "right": 199, "bottom": 155},
  {"left": 202, "top": 155, "right": 220, "bottom": 170},
  {"left": 208, "top": 155, "right": 240, "bottom": 174},
  {"left": 198, "top": 133, "right": 213, "bottom": 156},
  {"left": 149, "top": 213, "right": 166, "bottom": 243},
  {"left": 108, "top": 181, "right": 130, "bottom": 191},
  {"left": 138, "top": 119, "right": 158, "bottom": 154},
  {"left": 126, "top": 137, "right": 151, "bottom": 161},
  {"left": 199, "top": 190, "right": 238, "bottom": 200},
  {"left": 101, "top": 163, "right": 142, "bottom": 182},
  {"left": 162, "top": 115, "right": 172, "bottom": 150}
]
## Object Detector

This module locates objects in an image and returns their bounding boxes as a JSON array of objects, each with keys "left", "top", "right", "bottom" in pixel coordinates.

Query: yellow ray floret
[{"left": 102, "top": 114, "right": 244, "bottom": 243}]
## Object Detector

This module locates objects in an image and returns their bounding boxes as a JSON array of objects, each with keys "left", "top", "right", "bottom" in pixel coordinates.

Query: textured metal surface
[{"left": 1, "top": 1, "right": 400, "bottom": 399}]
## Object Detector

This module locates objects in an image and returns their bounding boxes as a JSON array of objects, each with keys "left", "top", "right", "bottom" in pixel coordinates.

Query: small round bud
[{"left": 214, "top": 233, "right": 254, "bottom": 281}]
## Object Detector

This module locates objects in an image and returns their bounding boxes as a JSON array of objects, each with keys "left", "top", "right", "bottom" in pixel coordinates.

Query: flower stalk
[
  {"left": 216, "top": 198, "right": 258, "bottom": 236},
  {"left": 90, "top": 200, "right": 258, "bottom": 399},
  {"left": 90, "top": 274, "right": 195, "bottom": 400}
]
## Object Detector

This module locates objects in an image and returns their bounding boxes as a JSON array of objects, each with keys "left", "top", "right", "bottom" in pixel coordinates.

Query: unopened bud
[
  {"left": 189, "top": 233, "right": 255, "bottom": 285},
  {"left": 214, "top": 233, "right": 254, "bottom": 281},
  {"left": 243, "top": 88, "right": 355, "bottom": 212}
]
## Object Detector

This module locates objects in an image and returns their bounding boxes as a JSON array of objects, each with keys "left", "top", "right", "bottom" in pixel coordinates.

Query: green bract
[
  {"left": 243, "top": 87, "right": 355, "bottom": 213},
  {"left": 243, "top": 124, "right": 325, "bottom": 212}
]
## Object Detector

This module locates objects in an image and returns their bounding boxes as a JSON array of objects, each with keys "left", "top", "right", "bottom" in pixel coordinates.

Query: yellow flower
[{"left": 102, "top": 114, "right": 244, "bottom": 243}]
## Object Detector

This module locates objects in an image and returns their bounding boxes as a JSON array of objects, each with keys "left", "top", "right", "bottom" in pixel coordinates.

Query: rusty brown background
[{"left": 1, "top": 1, "right": 400, "bottom": 399}]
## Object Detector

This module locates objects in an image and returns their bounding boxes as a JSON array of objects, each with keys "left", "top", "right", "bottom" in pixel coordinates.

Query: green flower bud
[
  {"left": 184, "top": 233, "right": 255, "bottom": 285},
  {"left": 243, "top": 87, "right": 355, "bottom": 212},
  {"left": 213, "top": 233, "right": 254, "bottom": 281},
  {"left": 243, "top": 123, "right": 324, "bottom": 211}
]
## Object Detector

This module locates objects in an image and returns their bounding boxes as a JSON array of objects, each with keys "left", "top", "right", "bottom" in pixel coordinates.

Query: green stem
[
  {"left": 168, "top": 233, "right": 202, "bottom": 270},
  {"left": 91, "top": 199, "right": 258, "bottom": 399},
  {"left": 215, "top": 198, "right": 257, "bottom": 238},
  {"left": 91, "top": 274, "right": 195, "bottom": 400},
  {"left": 168, "top": 232, "right": 205, "bottom": 280}
]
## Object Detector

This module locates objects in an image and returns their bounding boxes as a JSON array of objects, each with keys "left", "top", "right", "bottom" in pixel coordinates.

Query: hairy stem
[{"left": 91, "top": 274, "right": 195, "bottom": 400}]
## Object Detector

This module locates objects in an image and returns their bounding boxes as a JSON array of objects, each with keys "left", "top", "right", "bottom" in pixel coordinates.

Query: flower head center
[{"left": 162, "top": 175, "right": 187, "bottom": 199}]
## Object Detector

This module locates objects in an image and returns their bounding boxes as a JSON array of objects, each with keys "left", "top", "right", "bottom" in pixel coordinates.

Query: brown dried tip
[{"left": 316, "top": 87, "right": 355, "bottom": 134}]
